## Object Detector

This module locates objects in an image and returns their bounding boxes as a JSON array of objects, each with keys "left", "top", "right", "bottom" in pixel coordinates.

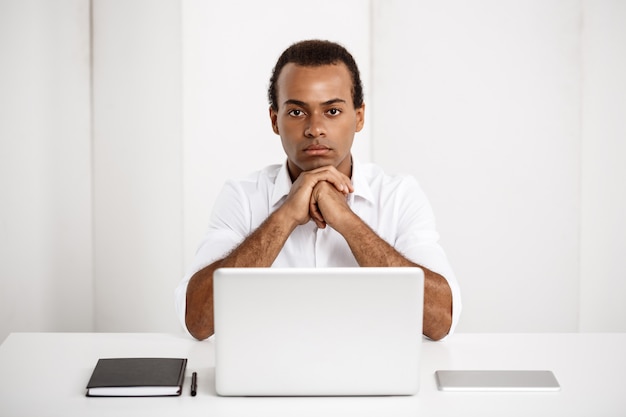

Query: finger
[
  {"left": 312, "top": 217, "right": 326, "bottom": 229},
  {"left": 306, "top": 166, "right": 353, "bottom": 195},
  {"left": 309, "top": 198, "right": 326, "bottom": 228}
]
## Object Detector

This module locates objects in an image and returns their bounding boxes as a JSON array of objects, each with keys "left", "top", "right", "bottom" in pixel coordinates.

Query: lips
[
  {"left": 303, "top": 144, "right": 331, "bottom": 155},
  {"left": 305, "top": 144, "right": 329, "bottom": 150}
]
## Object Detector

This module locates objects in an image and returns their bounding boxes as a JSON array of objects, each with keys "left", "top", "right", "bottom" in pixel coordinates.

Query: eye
[
  {"left": 288, "top": 109, "right": 305, "bottom": 117},
  {"left": 327, "top": 108, "right": 342, "bottom": 116}
]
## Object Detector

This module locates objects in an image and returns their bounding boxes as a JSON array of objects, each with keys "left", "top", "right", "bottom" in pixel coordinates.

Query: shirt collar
[
  {"left": 349, "top": 158, "right": 375, "bottom": 205},
  {"left": 270, "top": 157, "right": 375, "bottom": 208},
  {"left": 270, "top": 160, "right": 293, "bottom": 208}
]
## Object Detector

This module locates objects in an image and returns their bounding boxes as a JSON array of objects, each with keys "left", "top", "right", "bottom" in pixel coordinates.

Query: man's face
[{"left": 270, "top": 63, "right": 365, "bottom": 180}]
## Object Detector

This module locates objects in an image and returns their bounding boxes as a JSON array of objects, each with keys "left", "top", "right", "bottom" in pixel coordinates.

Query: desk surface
[{"left": 1, "top": 332, "right": 624, "bottom": 417}]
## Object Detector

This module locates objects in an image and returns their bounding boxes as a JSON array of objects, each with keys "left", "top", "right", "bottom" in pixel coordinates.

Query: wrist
[
  {"left": 330, "top": 209, "right": 361, "bottom": 236},
  {"left": 270, "top": 205, "right": 302, "bottom": 232}
]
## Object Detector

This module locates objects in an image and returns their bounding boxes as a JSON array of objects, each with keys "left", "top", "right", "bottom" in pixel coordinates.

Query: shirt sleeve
[
  {"left": 392, "top": 176, "right": 462, "bottom": 338},
  {"left": 174, "top": 179, "right": 251, "bottom": 333}
]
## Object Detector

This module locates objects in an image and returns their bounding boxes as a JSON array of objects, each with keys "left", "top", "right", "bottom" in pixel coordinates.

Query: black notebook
[{"left": 86, "top": 358, "right": 187, "bottom": 397}]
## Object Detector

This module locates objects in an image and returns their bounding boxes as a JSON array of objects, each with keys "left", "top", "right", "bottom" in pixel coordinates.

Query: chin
[{"left": 303, "top": 159, "right": 335, "bottom": 171}]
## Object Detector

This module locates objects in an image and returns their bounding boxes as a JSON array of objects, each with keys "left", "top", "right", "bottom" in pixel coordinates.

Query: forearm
[
  {"left": 219, "top": 209, "right": 297, "bottom": 268},
  {"left": 185, "top": 209, "right": 297, "bottom": 340},
  {"left": 332, "top": 210, "right": 409, "bottom": 267},
  {"left": 338, "top": 214, "right": 452, "bottom": 340}
]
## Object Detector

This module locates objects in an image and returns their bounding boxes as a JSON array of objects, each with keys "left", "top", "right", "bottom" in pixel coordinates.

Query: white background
[{"left": 1, "top": 0, "right": 625, "bottom": 343}]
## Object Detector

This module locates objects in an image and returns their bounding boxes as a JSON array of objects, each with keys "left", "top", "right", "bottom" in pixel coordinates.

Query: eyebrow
[{"left": 282, "top": 98, "right": 347, "bottom": 107}]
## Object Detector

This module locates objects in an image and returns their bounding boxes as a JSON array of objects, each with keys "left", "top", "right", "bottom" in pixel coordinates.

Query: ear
[
  {"left": 355, "top": 103, "right": 365, "bottom": 132},
  {"left": 269, "top": 106, "right": 279, "bottom": 135}
]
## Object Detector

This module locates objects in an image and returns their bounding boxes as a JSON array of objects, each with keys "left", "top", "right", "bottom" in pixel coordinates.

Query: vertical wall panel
[
  {"left": 0, "top": 0, "right": 93, "bottom": 342},
  {"left": 92, "top": 0, "right": 183, "bottom": 332},
  {"left": 580, "top": 0, "right": 626, "bottom": 331},
  {"left": 372, "top": 0, "right": 581, "bottom": 332}
]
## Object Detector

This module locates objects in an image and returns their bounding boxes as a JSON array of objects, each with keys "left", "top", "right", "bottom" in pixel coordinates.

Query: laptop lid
[{"left": 213, "top": 267, "right": 424, "bottom": 396}]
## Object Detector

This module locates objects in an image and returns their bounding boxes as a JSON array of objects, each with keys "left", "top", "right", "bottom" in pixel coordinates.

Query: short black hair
[{"left": 268, "top": 40, "right": 364, "bottom": 111}]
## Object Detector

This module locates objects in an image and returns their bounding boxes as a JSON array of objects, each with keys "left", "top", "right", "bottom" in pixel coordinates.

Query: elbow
[
  {"left": 185, "top": 312, "right": 214, "bottom": 341},
  {"left": 185, "top": 266, "right": 218, "bottom": 341},
  {"left": 422, "top": 269, "right": 453, "bottom": 341},
  {"left": 190, "top": 330, "right": 212, "bottom": 342},
  {"left": 422, "top": 293, "right": 453, "bottom": 341},
  {"left": 423, "top": 313, "right": 452, "bottom": 341},
  {"left": 185, "top": 289, "right": 215, "bottom": 341}
]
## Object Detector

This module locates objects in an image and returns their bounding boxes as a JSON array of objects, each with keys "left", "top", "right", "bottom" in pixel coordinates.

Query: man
[{"left": 175, "top": 40, "right": 461, "bottom": 341}]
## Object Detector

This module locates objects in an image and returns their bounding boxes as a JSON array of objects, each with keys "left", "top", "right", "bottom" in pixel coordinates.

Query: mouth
[{"left": 303, "top": 144, "right": 331, "bottom": 156}]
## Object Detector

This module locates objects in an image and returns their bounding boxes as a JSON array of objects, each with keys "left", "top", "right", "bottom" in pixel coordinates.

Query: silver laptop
[{"left": 213, "top": 267, "right": 424, "bottom": 396}]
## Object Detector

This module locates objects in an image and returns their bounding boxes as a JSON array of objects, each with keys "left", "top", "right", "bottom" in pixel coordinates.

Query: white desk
[{"left": 0, "top": 332, "right": 624, "bottom": 416}]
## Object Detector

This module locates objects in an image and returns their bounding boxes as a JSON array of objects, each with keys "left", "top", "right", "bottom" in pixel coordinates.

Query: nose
[{"left": 304, "top": 112, "right": 326, "bottom": 138}]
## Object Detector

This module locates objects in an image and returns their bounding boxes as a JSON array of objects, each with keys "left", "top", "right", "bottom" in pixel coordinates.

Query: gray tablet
[{"left": 435, "top": 370, "right": 560, "bottom": 392}]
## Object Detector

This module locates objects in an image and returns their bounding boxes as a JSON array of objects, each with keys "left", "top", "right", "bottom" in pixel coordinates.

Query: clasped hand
[{"left": 283, "top": 165, "right": 354, "bottom": 230}]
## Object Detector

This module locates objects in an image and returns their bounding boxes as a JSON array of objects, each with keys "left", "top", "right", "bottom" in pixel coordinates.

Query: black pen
[{"left": 191, "top": 372, "right": 197, "bottom": 396}]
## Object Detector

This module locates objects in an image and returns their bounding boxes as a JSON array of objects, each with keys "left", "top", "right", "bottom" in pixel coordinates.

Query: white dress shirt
[{"left": 175, "top": 159, "right": 461, "bottom": 336}]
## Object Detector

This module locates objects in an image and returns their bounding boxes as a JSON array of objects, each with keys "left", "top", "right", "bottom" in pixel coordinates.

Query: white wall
[
  {"left": 0, "top": 0, "right": 93, "bottom": 342},
  {"left": 92, "top": 0, "right": 183, "bottom": 332},
  {"left": 372, "top": 0, "right": 582, "bottom": 332},
  {"left": 580, "top": 0, "right": 626, "bottom": 332},
  {"left": 1, "top": 0, "right": 625, "bottom": 343}
]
